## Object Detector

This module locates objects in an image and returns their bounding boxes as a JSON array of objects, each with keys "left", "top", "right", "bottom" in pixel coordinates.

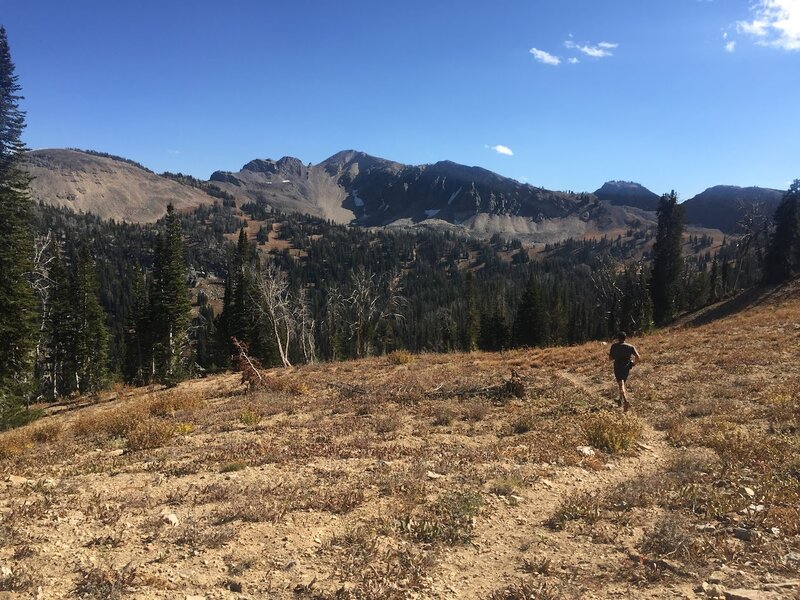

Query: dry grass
[{"left": 2, "top": 281, "right": 799, "bottom": 598}]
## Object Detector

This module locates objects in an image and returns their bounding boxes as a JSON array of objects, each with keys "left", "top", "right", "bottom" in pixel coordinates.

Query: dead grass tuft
[
  {"left": 547, "top": 491, "right": 602, "bottom": 530},
  {"left": 387, "top": 349, "right": 415, "bottom": 365},
  {"left": 73, "top": 562, "right": 138, "bottom": 600},
  {"left": 125, "top": 418, "right": 175, "bottom": 451},
  {"left": 396, "top": 490, "right": 482, "bottom": 545},
  {"left": 581, "top": 411, "right": 642, "bottom": 454}
]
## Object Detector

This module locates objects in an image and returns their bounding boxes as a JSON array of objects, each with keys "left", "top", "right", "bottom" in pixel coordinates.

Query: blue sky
[{"left": 2, "top": 0, "right": 798, "bottom": 198}]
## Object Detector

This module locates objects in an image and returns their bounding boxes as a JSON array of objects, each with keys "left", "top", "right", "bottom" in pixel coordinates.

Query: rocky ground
[{"left": 0, "top": 283, "right": 798, "bottom": 599}]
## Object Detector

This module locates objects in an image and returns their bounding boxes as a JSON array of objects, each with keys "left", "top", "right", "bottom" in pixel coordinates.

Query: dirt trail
[{"left": 430, "top": 369, "right": 675, "bottom": 599}]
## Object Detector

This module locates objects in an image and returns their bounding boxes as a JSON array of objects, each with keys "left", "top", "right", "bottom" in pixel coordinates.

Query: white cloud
[
  {"left": 489, "top": 145, "right": 514, "bottom": 156},
  {"left": 565, "top": 39, "right": 618, "bottom": 58},
  {"left": 725, "top": 40, "right": 737, "bottom": 52},
  {"left": 737, "top": 0, "right": 800, "bottom": 50},
  {"left": 568, "top": 57, "right": 580, "bottom": 64},
  {"left": 529, "top": 47, "right": 561, "bottom": 65}
]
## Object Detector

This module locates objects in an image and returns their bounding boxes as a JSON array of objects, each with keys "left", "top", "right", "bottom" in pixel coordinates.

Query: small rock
[
  {"left": 708, "top": 571, "right": 726, "bottom": 584},
  {"left": 0, "top": 567, "right": 12, "bottom": 577},
  {"left": 161, "top": 513, "right": 179, "bottom": 527},
  {"left": 107, "top": 449, "right": 125, "bottom": 457},
  {"left": 702, "top": 581, "right": 726, "bottom": 597},
  {"left": 697, "top": 523, "right": 717, "bottom": 533},
  {"left": 785, "top": 552, "right": 800, "bottom": 563},
  {"left": 577, "top": 446, "right": 595, "bottom": 457},
  {"left": 425, "top": 470, "right": 443, "bottom": 480},
  {"left": 283, "top": 560, "right": 296, "bottom": 570},
  {"left": 724, "top": 590, "right": 774, "bottom": 600},
  {"left": 6, "top": 475, "right": 29, "bottom": 486},
  {"left": 186, "top": 596, "right": 206, "bottom": 600},
  {"left": 636, "top": 442, "right": 653, "bottom": 451},
  {"left": 226, "top": 579, "right": 243, "bottom": 593},
  {"left": 733, "top": 528, "right": 759, "bottom": 542},
  {"left": 540, "top": 478, "right": 555, "bottom": 489},
  {"left": 743, "top": 487, "right": 756, "bottom": 498}
]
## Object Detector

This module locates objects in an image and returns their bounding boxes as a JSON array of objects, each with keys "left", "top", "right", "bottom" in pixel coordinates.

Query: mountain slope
[
  {"left": 210, "top": 150, "right": 650, "bottom": 243},
  {"left": 24, "top": 149, "right": 216, "bottom": 222},
  {"left": 681, "top": 185, "right": 784, "bottom": 233},
  {"left": 594, "top": 181, "right": 660, "bottom": 211}
]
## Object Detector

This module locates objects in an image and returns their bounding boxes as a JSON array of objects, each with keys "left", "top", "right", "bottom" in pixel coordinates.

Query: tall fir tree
[
  {"left": 150, "top": 204, "right": 191, "bottom": 384},
  {"left": 123, "top": 265, "right": 151, "bottom": 385},
  {"left": 512, "top": 277, "right": 549, "bottom": 347},
  {"left": 46, "top": 249, "right": 76, "bottom": 398},
  {"left": 651, "top": 191, "right": 685, "bottom": 324},
  {"left": 72, "top": 242, "right": 109, "bottom": 393},
  {"left": 763, "top": 180, "right": 800, "bottom": 284},
  {"left": 0, "top": 26, "right": 37, "bottom": 426}
]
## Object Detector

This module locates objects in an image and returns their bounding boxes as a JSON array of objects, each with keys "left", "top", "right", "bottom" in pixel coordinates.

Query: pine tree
[
  {"left": 651, "top": 191, "right": 685, "bottom": 324},
  {"left": 512, "top": 277, "right": 548, "bottom": 347},
  {"left": 764, "top": 180, "right": 800, "bottom": 283},
  {"left": 123, "top": 265, "right": 151, "bottom": 385},
  {"left": 0, "top": 26, "right": 37, "bottom": 426},
  {"left": 461, "top": 272, "right": 479, "bottom": 351},
  {"left": 72, "top": 243, "right": 109, "bottom": 393},
  {"left": 150, "top": 204, "right": 191, "bottom": 384}
]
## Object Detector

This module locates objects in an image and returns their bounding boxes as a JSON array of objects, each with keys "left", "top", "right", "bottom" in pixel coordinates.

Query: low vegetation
[{"left": 0, "top": 282, "right": 797, "bottom": 598}]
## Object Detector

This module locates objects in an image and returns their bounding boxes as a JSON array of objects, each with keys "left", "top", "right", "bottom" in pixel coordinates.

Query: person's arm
[
  {"left": 609, "top": 345, "right": 614, "bottom": 360},
  {"left": 632, "top": 347, "right": 640, "bottom": 364}
]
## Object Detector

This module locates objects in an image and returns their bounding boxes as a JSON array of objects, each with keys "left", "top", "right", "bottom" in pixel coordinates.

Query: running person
[{"left": 609, "top": 331, "right": 640, "bottom": 412}]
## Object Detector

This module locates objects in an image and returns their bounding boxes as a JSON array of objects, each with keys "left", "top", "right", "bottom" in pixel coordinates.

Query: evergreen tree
[
  {"left": 764, "top": 180, "right": 800, "bottom": 283},
  {"left": 123, "top": 265, "right": 151, "bottom": 385},
  {"left": 461, "top": 272, "right": 479, "bottom": 351},
  {"left": 0, "top": 26, "right": 37, "bottom": 426},
  {"left": 512, "top": 277, "right": 548, "bottom": 347},
  {"left": 150, "top": 204, "right": 191, "bottom": 385},
  {"left": 651, "top": 191, "right": 685, "bottom": 324},
  {"left": 72, "top": 242, "right": 109, "bottom": 393}
]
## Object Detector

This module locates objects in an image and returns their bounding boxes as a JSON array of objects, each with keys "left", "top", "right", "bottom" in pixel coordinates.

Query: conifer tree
[
  {"left": 123, "top": 265, "right": 151, "bottom": 385},
  {"left": 72, "top": 243, "right": 109, "bottom": 393},
  {"left": 150, "top": 204, "right": 191, "bottom": 384},
  {"left": 0, "top": 26, "right": 37, "bottom": 426},
  {"left": 651, "top": 191, "right": 685, "bottom": 324},
  {"left": 512, "top": 277, "right": 548, "bottom": 347},
  {"left": 764, "top": 180, "right": 800, "bottom": 283},
  {"left": 461, "top": 272, "right": 479, "bottom": 351}
]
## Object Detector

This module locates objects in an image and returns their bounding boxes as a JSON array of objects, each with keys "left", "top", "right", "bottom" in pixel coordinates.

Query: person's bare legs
[{"left": 617, "top": 379, "right": 629, "bottom": 411}]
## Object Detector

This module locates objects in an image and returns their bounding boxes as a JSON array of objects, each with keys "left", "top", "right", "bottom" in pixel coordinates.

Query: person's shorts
[{"left": 614, "top": 362, "right": 632, "bottom": 382}]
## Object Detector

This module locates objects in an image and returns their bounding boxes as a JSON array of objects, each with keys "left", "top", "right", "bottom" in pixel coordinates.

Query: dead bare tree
[
  {"left": 346, "top": 268, "right": 405, "bottom": 358},
  {"left": 251, "top": 262, "right": 295, "bottom": 368},
  {"left": 27, "top": 232, "right": 56, "bottom": 401},
  {"left": 296, "top": 286, "right": 317, "bottom": 364},
  {"left": 732, "top": 201, "right": 767, "bottom": 292},
  {"left": 590, "top": 255, "right": 623, "bottom": 333}
]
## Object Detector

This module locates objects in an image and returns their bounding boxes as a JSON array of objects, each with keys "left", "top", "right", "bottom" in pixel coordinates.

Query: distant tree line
[{"left": 1, "top": 24, "right": 798, "bottom": 430}]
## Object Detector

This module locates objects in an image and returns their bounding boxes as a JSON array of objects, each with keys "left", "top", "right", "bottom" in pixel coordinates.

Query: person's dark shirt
[{"left": 609, "top": 342, "right": 637, "bottom": 367}]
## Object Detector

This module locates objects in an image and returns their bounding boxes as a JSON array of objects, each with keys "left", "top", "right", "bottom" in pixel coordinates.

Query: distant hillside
[
  {"left": 594, "top": 181, "right": 660, "bottom": 211},
  {"left": 23, "top": 149, "right": 216, "bottom": 222},
  {"left": 681, "top": 185, "right": 784, "bottom": 233},
  {"left": 210, "top": 150, "right": 648, "bottom": 243}
]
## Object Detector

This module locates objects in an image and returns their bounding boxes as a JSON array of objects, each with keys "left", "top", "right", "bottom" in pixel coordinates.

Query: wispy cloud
[
  {"left": 565, "top": 39, "right": 618, "bottom": 58},
  {"left": 529, "top": 47, "right": 561, "bottom": 65},
  {"left": 167, "top": 149, "right": 181, "bottom": 155},
  {"left": 488, "top": 144, "right": 514, "bottom": 156},
  {"left": 737, "top": 0, "right": 800, "bottom": 50},
  {"left": 568, "top": 57, "right": 580, "bottom": 64},
  {"left": 725, "top": 40, "right": 737, "bottom": 52}
]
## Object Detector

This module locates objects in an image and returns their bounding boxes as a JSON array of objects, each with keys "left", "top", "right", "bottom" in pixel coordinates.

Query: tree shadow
[{"left": 684, "top": 284, "right": 784, "bottom": 328}]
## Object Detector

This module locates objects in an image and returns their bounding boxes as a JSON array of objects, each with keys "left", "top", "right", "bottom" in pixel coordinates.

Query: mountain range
[{"left": 22, "top": 148, "right": 786, "bottom": 238}]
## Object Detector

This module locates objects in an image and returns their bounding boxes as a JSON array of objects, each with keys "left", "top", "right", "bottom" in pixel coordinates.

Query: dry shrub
[
  {"left": 147, "top": 391, "right": 202, "bottom": 417},
  {"left": 431, "top": 404, "right": 455, "bottom": 426},
  {"left": 213, "top": 496, "right": 287, "bottom": 525},
  {"left": 487, "top": 579, "right": 563, "bottom": 600},
  {"left": 0, "top": 432, "right": 31, "bottom": 460},
  {"left": 490, "top": 475, "right": 524, "bottom": 497},
  {"left": 462, "top": 399, "right": 489, "bottom": 422},
  {"left": 220, "top": 461, "right": 247, "bottom": 473},
  {"left": 547, "top": 491, "right": 602, "bottom": 529},
  {"left": 305, "top": 487, "right": 365, "bottom": 514},
  {"left": 606, "top": 476, "right": 664, "bottom": 512},
  {"left": 510, "top": 413, "right": 535, "bottom": 435},
  {"left": 74, "top": 562, "right": 138, "bottom": 599},
  {"left": 238, "top": 408, "right": 262, "bottom": 426},
  {"left": 765, "top": 392, "right": 799, "bottom": 433},
  {"left": 172, "top": 524, "right": 236, "bottom": 549},
  {"left": 396, "top": 490, "right": 482, "bottom": 545},
  {"left": 641, "top": 514, "right": 702, "bottom": 563},
  {"left": 73, "top": 405, "right": 145, "bottom": 441},
  {"left": 373, "top": 412, "right": 401, "bottom": 434},
  {"left": 581, "top": 412, "right": 642, "bottom": 454},
  {"left": 387, "top": 350, "right": 414, "bottom": 365},
  {"left": 30, "top": 420, "right": 63, "bottom": 443},
  {"left": 125, "top": 418, "right": 175, "bottom": 451},
  {"left": 0, "top": 565, "right": 33, "bottom": 592}
]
